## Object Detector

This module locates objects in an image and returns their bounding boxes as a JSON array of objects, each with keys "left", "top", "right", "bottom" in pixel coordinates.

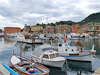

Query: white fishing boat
[
  {"left": 57, "top": 42, "right": 95, "bottom": 62},
  {"left": 57, "top": 30, "right": 96, "bottom": 62},
  {"left": 30, "top": 44, "right": 66, "bottom": 68}
]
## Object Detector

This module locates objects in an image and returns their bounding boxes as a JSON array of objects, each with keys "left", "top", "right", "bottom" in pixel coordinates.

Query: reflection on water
[{"left": 0, "top": 37, "right": 100, "bottom": 75}]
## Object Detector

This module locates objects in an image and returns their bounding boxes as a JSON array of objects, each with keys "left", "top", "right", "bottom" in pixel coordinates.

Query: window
[
  {"left": 72, "top": 49, "right": 74, "bottom": 52},
  {"left": 96, "top": 26, "right": 99, "bottom": 30},
  {"left": 65, "top": 44, "right": 68, "bottom": 46},
  {"left": 55, "top": 53, "right": 59, "bottom": 57},
  {"left": 49, "top": 54, "right": 55, "bottom": 59},
  {"left": 59, "top": 44, "right": 62, "bottom": 47},
  {"left": 43, "top": 54, "right": 49, "bottom": 59}
]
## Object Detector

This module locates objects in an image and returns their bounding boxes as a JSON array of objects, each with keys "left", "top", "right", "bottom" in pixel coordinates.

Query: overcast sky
[{"left": 0, "top": 0, "right": 100, "bottom": 29}]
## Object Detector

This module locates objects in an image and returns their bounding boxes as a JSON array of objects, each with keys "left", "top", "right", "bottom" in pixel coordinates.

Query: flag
[
  {"left": 64, "top": 30, "right": 67, "bottom": 42},
  {"left": 49, "top": 39, "right": 52, "bottom": 45}
]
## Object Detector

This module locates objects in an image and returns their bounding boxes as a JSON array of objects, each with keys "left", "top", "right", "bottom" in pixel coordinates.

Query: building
[
  {"left": 46, "top": 26, "right": 55, "bottom": 34},
  {"left": 72, "top": 24, "right": 81, "bottom": 33},
  {"left": 87, "top": 22, "right": 100, "bottom": 35},
  {"left": 55, "top": 25, "right": 72, "bottom": 34},
  {"left": 4, "top": 27, "right": 21, "bottom": 34},
  {"left": 81, "top": 25, "right": 88, "bottom": 33},
  {"left": 31, "top": 25, "right": 43, "bottom": 33},
  {"left": 23, "top": 24, "right": 30, "bottom": 33},
  {"left": 43, "top": 28, "right": 46, "bottom": 34}
]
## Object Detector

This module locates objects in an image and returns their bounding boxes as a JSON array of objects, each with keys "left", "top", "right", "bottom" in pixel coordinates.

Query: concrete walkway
[
  {"left": 0, "top": 63, "right": 10, "bottom": 75},
  {"left": 92, "top": 67, "right": 100, "bottom": 75}
]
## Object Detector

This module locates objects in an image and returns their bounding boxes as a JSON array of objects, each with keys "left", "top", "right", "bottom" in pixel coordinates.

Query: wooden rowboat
[{"left": 10, "top": 54, "right": 50, "bottom": 75}]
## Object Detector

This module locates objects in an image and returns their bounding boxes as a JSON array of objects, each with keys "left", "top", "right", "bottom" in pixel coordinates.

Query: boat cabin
[
  {"left": 41, "top": 50, "right": 59, "bottom": 59},
  {"left": 58, "top": 42, "right": 79, "bottom": 55},
  {"left": 33, "top": 44, "right": 60, "bottom": 59}
]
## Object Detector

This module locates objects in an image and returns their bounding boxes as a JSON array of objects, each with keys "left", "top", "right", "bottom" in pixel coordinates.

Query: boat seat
[{"left": 17, "top": 61, "right": 30, "bottom": 67}]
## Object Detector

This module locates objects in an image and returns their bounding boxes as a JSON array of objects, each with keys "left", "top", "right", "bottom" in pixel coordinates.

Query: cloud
[{"left": 0, "top": 0, "right": 99, "bottom": 30}]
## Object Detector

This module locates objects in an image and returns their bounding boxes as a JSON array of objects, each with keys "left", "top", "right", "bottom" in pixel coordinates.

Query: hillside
[
  {"left": 36, "top": 12, "right": 100, "bottom": 27},
  {"left": 78, "top": 12, "right": 100, "bottom": 25}
]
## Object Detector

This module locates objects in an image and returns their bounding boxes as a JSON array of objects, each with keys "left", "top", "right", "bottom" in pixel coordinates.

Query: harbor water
[{"left": 0, "top": 37, "right": 100, "bottom": 75}]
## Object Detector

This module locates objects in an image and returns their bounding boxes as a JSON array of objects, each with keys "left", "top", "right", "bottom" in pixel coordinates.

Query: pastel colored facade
[
  {"left": 59, "top": 25, "right": 67, "bottom": 33},
  {"left": 88, "top": 22, "right": 100, "bottom": 35},
  {"left": 31, "top": 25, "right": 43, "bottom": 33},
  {"left": 23, "top": 24, "right": 30, "bottom": 33},
  {"left": 72, "top": 24, "right": 81, "bottom": 33},
  {"left": 55, "top": 25, "right": 72, "bottom": 33},
  {"left": 46, "top": 26, "right": 55, "bottom": 34},
  {"left": 82, "top": 25, "right": 88, "bottom": 33},
  {"left": 43, "top": 28, "right": 46, "bottom": 34},
  {"left": 4, "top": 27, "right": 21, "bottom": 34},
  {"left": 55, "top": 25, "right": 59, "bottom": 33}
]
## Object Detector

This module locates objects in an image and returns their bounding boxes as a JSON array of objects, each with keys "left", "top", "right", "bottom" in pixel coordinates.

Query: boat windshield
[
  {"left": 42, "top": 48, "right": 53, "bottom": 51},
  {"left": 49, "top": 54, "right": 55, "bottom": 59},
  {"left": 43, "top": 54, "right": 49, "bottom": 59},
  {"left": 55, "top": 53, "right": 59, "bottom": 57}
]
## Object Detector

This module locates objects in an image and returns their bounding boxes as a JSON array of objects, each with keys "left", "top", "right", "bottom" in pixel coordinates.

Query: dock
[
  {"left": 92, "top": 67, "right": 100, "bottom": 75},
  {"left": 0, "top": 63, "right": 10, "bottom": 75}
]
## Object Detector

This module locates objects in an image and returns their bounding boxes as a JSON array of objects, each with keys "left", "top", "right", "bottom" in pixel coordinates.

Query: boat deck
[{"left": 79, "top": 50, "right": 91, "bottom": 55}]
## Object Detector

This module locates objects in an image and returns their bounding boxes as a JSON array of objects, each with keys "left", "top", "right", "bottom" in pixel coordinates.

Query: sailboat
[{"left": 10, "top": 44, "right": 50, "bottom": 75}]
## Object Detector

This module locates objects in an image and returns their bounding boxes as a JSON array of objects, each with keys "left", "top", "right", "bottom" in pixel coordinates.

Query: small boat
[
  {"left": 30, "top": 44, "right": 66, "bottom": 68},
  {"left": 57, "top": 42, "right": 95, "bottom": 62},
  {"left": 0, "top": 63, "right": 18, "bottom": 75},
  {"left": 10, "top": 54, "right": 50, "bottom": 75}
]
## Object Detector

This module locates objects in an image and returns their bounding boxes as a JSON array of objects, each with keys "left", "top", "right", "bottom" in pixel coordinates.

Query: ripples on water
[{"left": 0, "top": 37, "right": 100, "bottom": 75}]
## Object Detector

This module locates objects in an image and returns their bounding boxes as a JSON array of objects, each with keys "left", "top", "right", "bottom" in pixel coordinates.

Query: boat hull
[
  {"left": 41, "top": 60, "right": 65, "bottom": 68},
  {"left": 31, "top": 57, "right": 65, "bottom": 68},
  {"left": 60, "top": 54, "right": 92, "bottom": 62}
]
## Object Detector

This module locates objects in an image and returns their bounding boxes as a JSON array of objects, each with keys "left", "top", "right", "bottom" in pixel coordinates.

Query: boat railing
[{"left": 30, "top": 54, "right": 40, "bottom": 59}]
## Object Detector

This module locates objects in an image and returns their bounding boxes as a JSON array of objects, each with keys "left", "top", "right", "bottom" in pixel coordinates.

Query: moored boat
[
  {"left": 56, "top": 30, "right": 96, "bottom": 62},
  {"left": 57, "top": 42, "right": 96, "bottom": 62},
  {"left": 10, "top": 50, "right": 50, "bottom": 75},
  {"left": 30, "top": 44, "right": 66, "bottom": 68}
]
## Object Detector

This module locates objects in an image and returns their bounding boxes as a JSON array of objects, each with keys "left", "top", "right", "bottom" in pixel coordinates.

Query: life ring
[
  {"left": 49, "top": 50, "right": 52, "bottom": 53},
  {"left": 28, "top": 68, "right": 35, "bottom": 73}
]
